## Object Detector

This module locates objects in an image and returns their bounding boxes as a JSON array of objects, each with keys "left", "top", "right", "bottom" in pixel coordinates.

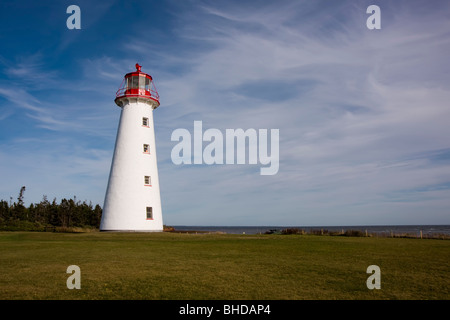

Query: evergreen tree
[{"left": 0, "top": 188, "right": 103, "bottom": 231}]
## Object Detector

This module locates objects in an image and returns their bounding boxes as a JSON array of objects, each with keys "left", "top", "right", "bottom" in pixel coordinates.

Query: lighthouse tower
[{"left": 100, "top": 64, "right": 163, "bottom": 232}]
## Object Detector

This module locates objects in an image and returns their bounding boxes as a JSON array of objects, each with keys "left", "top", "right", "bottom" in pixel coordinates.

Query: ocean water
[{"left": 172, "top": 225, "right": 450, "bottom": 236}]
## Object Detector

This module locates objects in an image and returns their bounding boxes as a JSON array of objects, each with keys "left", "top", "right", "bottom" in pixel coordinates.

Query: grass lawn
[{"left": 0, "top": 231, "right": 449, "bottom": 300}]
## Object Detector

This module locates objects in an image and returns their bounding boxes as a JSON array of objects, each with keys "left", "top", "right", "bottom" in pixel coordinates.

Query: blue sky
[{"left": 0, "top": 0, "right": 449, "bottom": 226}]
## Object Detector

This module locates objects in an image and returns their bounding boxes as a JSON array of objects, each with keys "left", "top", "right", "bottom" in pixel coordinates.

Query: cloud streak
[{"left": 149, "top": 0, "right": 450, "bottom": 225}]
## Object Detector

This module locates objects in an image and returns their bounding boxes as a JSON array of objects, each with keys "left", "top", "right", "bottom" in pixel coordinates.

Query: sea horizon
[{"left": 171, "top": 224, "right": 450, "bottom": 235}]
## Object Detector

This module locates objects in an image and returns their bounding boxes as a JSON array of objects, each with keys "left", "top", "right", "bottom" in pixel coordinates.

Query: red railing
[
  {"left": 115, "top": 87, "right": 160, "bottom": 100},
  {"left": 115, "top": 78, "right": 160, "bottom": 101}
]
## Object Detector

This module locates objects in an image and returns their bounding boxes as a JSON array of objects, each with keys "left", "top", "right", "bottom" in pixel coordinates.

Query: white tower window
[
  {"left": 142, "top": 117, "right": 149, "bottom": 127},
  {"left": 146, "top": 207, "right": 153, "bottom": 220},
  {"left": 143, "top": 144, "right": 150, "bottom": 153},
  {"left": 144, "top": 175, "right": 151, "bottom": 186}
]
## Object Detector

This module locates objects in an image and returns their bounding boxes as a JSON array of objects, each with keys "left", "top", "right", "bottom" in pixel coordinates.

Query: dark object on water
[{"left": 265, "top": 229, "right": 281, "bottom": 234}]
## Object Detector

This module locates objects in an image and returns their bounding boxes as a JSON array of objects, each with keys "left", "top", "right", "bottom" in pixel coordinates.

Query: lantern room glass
[
  {"left": 127, "top": 76, "right": 139, "bottom": 89},
  {"left": 139, "top": 76, "right": 146, "bottom": 90},
  {"left": 126, "top": 76, "right": 151, "bottom": 94}
]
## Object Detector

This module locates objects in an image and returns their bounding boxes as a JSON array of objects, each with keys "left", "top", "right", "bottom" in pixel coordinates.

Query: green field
[{"left": 0, "top": 231, "right": 449, "bottom": 300}]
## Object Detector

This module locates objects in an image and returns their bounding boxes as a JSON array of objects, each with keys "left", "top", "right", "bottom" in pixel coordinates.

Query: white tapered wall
[{"left": 101, "top": 99, "right": 163, "bottom": 231}]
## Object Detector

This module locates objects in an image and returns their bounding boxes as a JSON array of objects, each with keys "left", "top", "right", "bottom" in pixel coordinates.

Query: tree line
[{"left": 0, "top": 186, "right": 102, "bottom": 231}]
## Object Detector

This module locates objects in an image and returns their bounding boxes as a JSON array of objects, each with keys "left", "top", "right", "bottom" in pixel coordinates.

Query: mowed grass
[{"left": 0, "top": 231, "right": 449, "bottom": 300}]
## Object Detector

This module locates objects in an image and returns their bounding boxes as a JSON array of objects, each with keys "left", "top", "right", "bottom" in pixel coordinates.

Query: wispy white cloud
[
  {"left": 149, "top": 0, "right": 450, "bottom": 225},
  {"left": 3, "top": 54, "right": 59, "bottom": 82},
  {"left": 0, "top": 85, "right": 44, "bottom": 111},
  {"left": 0, "top": 138, "right": 111, "bottom": 206},
  {"left": 0, "top": 52, "right": 117, "bottom": 205}
]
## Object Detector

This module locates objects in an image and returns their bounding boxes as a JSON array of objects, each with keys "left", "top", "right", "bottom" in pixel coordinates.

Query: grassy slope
[{"left": 0, "top": 231, "right": 448, "bottom": 300}]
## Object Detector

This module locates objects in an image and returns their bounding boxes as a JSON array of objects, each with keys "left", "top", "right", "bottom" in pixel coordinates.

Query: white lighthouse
[{"left": 100, "top": 64, "right": 163, "bottom": 232}]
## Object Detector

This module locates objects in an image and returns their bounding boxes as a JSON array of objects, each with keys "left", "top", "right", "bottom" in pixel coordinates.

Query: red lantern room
[{"left": 115, "top": 63, "right": 160, "bottom": 108}]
